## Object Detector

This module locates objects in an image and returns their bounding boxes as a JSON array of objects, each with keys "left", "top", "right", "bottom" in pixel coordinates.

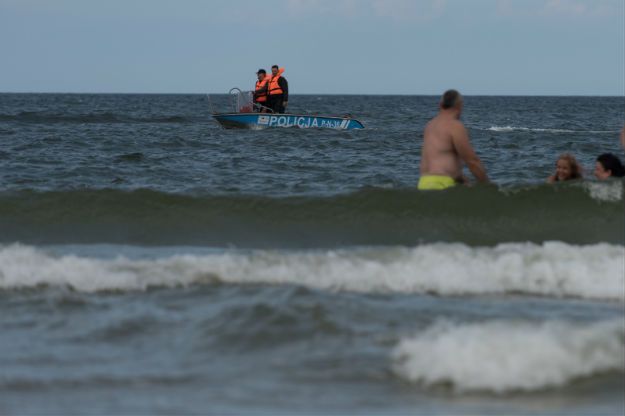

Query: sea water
[{"left": 0, "top": 93, "right": 623, "bottom": 415}]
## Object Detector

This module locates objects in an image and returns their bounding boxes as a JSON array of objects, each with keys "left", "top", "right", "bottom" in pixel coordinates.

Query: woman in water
[
  {"left": 547, "top": 153, "right": 583, "bottom": 183},
  {"left": 594, "top": 153, "right": 625, "bottom": 180}
]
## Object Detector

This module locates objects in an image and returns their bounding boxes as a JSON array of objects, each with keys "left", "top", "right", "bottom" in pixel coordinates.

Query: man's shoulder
[
  {"left": 447, "top": 118, "right": 466, "bottom": 131},
  {"left": 428, "top": 115, "right": 463, "bottom": 128}
]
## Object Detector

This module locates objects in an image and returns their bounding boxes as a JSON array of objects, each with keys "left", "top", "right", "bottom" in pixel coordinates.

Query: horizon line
[{"left": 1, "top": 91, "right": 624, "bottom": 98}]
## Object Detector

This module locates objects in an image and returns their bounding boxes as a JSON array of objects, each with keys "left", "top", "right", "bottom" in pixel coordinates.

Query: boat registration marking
[{"left": 266, "top": 116, "right": 346, "bottom": 129}]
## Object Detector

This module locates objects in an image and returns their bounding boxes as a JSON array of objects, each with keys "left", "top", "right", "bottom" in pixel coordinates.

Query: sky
[{"left": 0, "top": 0, "right": 623, "bottom": 95}]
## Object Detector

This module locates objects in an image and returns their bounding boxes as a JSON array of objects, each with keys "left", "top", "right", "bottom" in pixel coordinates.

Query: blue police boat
[{"left": 210, "top": 88, "right": 364, "bottom": 130}]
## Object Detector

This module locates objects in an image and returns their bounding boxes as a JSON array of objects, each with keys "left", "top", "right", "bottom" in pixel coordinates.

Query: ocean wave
[
  {"left": 0, "top": 185, "right": 622, "bottom": 247},
  {"left": 484, "top": 126, "right": 617, "bottom": 133},
  {"left": 1, "top": 242, "right": 622, "bottom": 299},
  {"left": 392, "top": 319, "right": 625, "bottom": 393}
]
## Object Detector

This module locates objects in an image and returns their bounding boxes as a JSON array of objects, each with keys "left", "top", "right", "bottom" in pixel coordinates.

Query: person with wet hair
[
  {"left": 594, "top": 153, "right": 625, "bottom": 180},
  {"left": 440, "top": 89, "right": 461, "bottom": 110},
  {"left": 418, "top": 89, "right": 489, "bottom": 190},
  {"left": 547, "top": 153, "right": 583, "bottom": 183}
]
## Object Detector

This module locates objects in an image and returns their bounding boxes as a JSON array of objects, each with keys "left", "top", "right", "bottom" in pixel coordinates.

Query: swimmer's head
[
  {"left": 555, "top": 153, "right": 583, "bottom": 181},
  {"left": 595, "top": 153, "right": 625, "bottom": 179},
  {"left": 440, "top": 89, "right": 463, "bottom": 113}
]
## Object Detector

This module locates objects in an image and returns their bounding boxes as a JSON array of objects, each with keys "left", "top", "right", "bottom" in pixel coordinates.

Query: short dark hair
[
  {"left": 597, "top": 153, "right": 625, "bottom": 177},
  {"left": 441, "top": 89, "right": 462, "bottom": 109},
  {"left": 271, "top": 65, "right": 279, "bottom": 70}
]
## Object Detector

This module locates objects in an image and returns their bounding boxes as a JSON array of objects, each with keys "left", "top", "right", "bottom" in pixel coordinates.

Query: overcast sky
[{"left": 1, "top": 0, "right": 623, "bottom": 95}]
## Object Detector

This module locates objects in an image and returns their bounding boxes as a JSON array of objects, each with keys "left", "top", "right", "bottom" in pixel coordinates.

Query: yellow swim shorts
[{"left": 417, "top": 175, "right": 456, "bottom": 190}]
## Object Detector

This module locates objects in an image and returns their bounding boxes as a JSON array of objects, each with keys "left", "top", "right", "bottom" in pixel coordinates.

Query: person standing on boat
[
  {"left": 418, "top": 89, "right": 489, "bottom": 190},
  {"left": 267, "top": 65, "right": 288, "bottom": 114},
  {"left": 253, "top": 69, "right": 270, "bottom": 112}
]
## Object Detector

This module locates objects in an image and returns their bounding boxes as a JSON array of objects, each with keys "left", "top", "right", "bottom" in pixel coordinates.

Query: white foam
[
  {"left": 392, "top": 319, "right": 625, "bottom": 393},
  {"left": 583, "top": 181, "right": 624, "bottom": 202},
  {"left": 485, "top": 126, "right": 615, "bottom": 134},
  {"left": 0, "top": 242, "right": 623, "bottom": 299}
]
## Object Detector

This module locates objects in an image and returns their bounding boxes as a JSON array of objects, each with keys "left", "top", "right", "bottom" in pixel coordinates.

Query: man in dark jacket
[{"left": 266, "top": 65, "right": 288, "bottom": 113}]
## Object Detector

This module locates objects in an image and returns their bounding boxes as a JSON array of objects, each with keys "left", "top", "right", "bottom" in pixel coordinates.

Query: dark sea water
[{"left": 0, "top": 93, "right": 624, "bottom": 415}]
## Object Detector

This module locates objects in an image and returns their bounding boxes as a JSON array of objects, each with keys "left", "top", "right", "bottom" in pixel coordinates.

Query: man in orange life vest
[
  {"left": 266, "top": 65, "right": 288, "bottom": 114},
  {"left": 253, "top": 69, "right": 269, "bottom": 112}
]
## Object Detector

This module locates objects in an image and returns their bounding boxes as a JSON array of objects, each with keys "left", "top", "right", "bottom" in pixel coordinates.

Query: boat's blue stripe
[{"left": 213, "top": 113, "right": 364, "bottom": 129}]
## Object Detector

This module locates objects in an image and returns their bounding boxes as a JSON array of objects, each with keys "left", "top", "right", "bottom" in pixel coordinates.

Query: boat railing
[
  {"left": 208, "top": 88, "right": 276, "bottom": 114},
  {"left": 229, "top": 88, "right": 255, "bottom": 113},
  {"left": 230, "top": 88, "right": 278, "bottom": 114},
  {"left": 253, "top": 102, "right": 275, "bottom": 113}
]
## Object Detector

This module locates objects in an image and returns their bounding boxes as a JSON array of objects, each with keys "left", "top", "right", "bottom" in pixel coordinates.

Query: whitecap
[
  {"left": 1, "top": 242, "right": 623, "bottom": 299},
  {"left": 391, "top": 319, "right": 625, "bottom": 392},
  {"left": 484, "top": 126, "right": 616, "bottom": 134}
]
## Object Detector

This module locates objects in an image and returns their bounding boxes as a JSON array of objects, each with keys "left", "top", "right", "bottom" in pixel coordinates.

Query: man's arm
[
  {"left": 279, "top": 77, "right": 289, "bottom": 103},
  {"left": 452, "top": 123, "right": 489, "bottom": 183}
]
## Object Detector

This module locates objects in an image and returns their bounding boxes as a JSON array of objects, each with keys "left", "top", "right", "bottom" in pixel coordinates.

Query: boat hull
[{"left": 213, "top": 113, "right": 364, "bottom": 130}]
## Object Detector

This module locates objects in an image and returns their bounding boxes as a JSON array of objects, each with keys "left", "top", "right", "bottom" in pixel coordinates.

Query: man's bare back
[
  {"left": 418, "top": 90, "right": 488, "bottom": 189},
  {"left": 421, "top": 114, "right": 465, "bottom": 180}
]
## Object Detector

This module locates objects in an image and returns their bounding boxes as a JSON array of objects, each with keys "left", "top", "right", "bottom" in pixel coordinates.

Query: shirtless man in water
[{"left": 418, "top": 89, "right": 489, "bottom": 190}]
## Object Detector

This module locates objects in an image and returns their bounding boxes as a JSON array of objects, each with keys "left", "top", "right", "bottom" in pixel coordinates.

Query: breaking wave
[
  {"left": 1, "top": 184, "right": 623, "bottom": 247},
  {"left": 392, "top": 319, "right": 625, "bottom": 393},
  {"left": 0, "top": 242, "right": 623, "bottom": 299}
]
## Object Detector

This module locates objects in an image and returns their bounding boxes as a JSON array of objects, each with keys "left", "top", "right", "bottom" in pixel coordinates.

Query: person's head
[
  {"left": 554, "top": 153, "right": 583, "bottom": 181},
  {"left": 256, "top": 69, "right": 266, "bottom": 81},
  {"left": 271, "top": 65, "right": 279, "bottom": 76},
  {"left": 594, "top": 153, "right": 625, "bottom": 180},
  {"left": 439, "top": 89, "right": 463, "bottom": 117}
]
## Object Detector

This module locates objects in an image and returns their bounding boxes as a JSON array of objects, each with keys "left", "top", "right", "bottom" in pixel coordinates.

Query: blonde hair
[{"left": 557, "top": 153, "right": 583, "bottom": 180}]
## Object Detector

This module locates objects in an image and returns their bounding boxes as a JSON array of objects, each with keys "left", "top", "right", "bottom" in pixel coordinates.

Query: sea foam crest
[
  {"left": 485, "top": 126, "right": 615, "bottom": 133},
  {"left": 583, "top": 181, "right": 624, "bottom": 202},
  {"left": 0, "top": 242, "right": 623, "bottom": 299},
  {"left": 392, "top": 319, "right": 625, "bottom": 393}
]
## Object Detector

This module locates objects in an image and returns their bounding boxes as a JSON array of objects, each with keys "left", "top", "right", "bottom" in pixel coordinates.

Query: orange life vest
[
  {"left": 268, "top": 68, "right": 285, "bottom": 96},
  {"left": 255, "top": 78, "right": 268, "bottom": 102}
]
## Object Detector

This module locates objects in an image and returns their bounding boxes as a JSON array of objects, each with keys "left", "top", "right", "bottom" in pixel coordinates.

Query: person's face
[
  {"left": 556, "top": 159, "right": 573, "bottom": 181},
  {"left": 456, "top": 100, "right": 464, "bottom": 117},
  {"left": 271, "top": 67, "right": 278, "bottom": 76},
  {"left": 594, "top": 161, "right": 611, "bottom": 180},
  {"left": 257, "top": 73, "right": 265, "bottom": 81}
]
